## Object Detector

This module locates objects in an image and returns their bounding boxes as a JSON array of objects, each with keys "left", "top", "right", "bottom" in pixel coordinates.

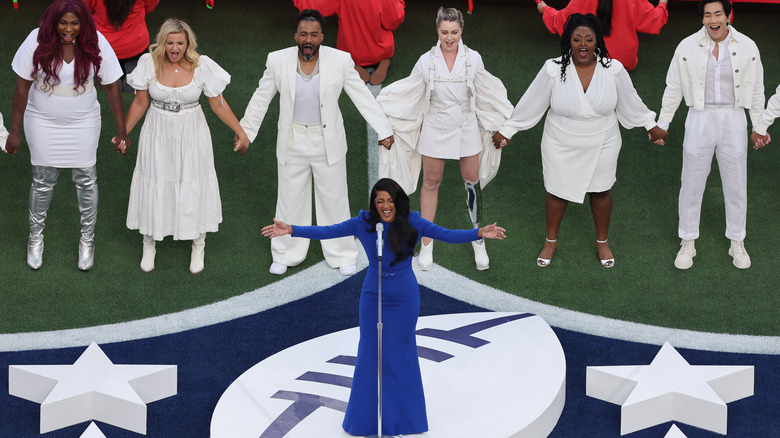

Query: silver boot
[
  {"left": 465, "top": 179, "right": 489, "bottom": 270},
  {"left": 27, "top": 166, "right": 59, "bottom": 270},
  {"left": 73, "top": 167, "right": 98, "bottom": 271},
  {"left": 190, "top": 233, "right": 206, "bottom": 274}
]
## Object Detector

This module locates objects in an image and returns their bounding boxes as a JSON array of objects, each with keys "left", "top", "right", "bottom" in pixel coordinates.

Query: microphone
[{"left": 376, "top": 222, "right": 384, "bottom": 259}]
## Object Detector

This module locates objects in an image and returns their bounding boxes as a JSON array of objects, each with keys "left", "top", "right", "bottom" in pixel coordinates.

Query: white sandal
[
  {"left": 597, "top": 239, "right": 614, "bottom": 268},
  {"left": 537, "top": 238, "right": 557, "bottom": 267}
]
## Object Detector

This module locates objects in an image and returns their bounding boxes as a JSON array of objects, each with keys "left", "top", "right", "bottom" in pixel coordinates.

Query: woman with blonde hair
[
  {"left": 377, "top": 7, "right": 513, "bottom": 272},
  {"left": 123, "top": 18, "right": 250, "bottom": 274}
]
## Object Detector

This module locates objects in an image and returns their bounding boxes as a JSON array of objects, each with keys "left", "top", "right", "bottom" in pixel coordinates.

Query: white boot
[
  {"left": 140, "top": 235, "right": 156, "bottom": 273},
  {"left": 190, "top": 234, "right": 205, "bottom": 274},
  {"left": 418, "top": 240, "right": 433, "bottom": 271},
  {"left": 472, "top": 239, "right": 489, "bottom": 270}
]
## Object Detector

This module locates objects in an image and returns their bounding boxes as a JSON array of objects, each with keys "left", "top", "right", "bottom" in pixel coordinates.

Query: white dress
[
  {"left": 125, "top": 54, "right": 229, "bottom": 240},
  {"left": 11, "top": 28, "right": 122, "bottom": 168},
  {"left": 416, "top": 41, "right": 484, "bottom": 160},
  {"left": 501, "top": 58, "right": 657, "bottom": 203}
]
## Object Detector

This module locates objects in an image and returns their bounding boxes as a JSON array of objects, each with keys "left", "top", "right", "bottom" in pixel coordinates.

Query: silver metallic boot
[
  {"left": 190, "top": 233, "right": 206, "bottom": 274},
  {"left": 465, "top": 179, "right": 489, "bottom": 270},
  {"left": 73, "top": 167, "right": 98, "bottom": 271},
  {"left": 27, "top": 166, "right": 58, "bottom": 270}
]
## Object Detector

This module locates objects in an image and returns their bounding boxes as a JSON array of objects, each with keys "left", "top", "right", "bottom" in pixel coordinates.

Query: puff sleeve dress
[{"left": 125, "top": 54, "right": 230, "bottom": 240}]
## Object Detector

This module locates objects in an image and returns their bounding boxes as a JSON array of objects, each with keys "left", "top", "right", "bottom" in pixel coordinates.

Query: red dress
[
  {"left": 293, "top": 0, "right": 405, "bottom": 66},
  {"left": 542, "top": 0, "right": 668, "bottom": 71}
]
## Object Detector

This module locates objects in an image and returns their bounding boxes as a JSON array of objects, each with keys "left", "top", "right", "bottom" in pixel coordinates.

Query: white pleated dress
[
  {"left": 125, "top": 54, "right": 229, "bottom": 240},
  {"left": 502, "top": 58, "right": 657, "bottom": 203}
]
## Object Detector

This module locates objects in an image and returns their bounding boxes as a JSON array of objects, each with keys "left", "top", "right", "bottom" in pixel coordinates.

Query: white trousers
[
  {"left": 271, "top": 122, "right": 357, "bottom": 267},
  {"left": 678, "top": 106, "right": 748, "bottom": 241}
]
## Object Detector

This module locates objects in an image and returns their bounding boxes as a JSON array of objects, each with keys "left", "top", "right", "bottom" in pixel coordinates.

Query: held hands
[
  {"left": 111, "top": 134, "right": 130, "bottom": 155},
  {"left": 5, "top": 130, "right": 22, "bottom": 155},
  {"left": 233, "top": 131, "right": 250, "bottom": 154},
  {"left": 751, "top": 131, "right": 771, "bottom": 149},
  {"left": 478, "top": 222, "right": 507, "bottom": 240},
  {"left": 648, "top": 126, "right": 668, "bottom": 145},
  {"left": 378, "top": 136, "right": 394, "bottom": 150},
  {"left": 492, "top": 132, "right": 510, "bottom": 149},
  {"left": 261, "top": 218, "right": 292, "bottom": 238}
]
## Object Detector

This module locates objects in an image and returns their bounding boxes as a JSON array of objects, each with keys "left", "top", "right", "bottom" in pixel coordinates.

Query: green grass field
[{"left": 1, "top": 0, "right": 779, "bottom": 336}]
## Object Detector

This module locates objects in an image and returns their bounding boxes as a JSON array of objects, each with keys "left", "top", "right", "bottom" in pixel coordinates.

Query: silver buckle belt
[{"left": 151, "top": 100, "right": 199, "bottom": 112}]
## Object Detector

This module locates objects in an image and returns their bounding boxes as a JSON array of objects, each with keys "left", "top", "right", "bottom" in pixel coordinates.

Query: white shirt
[
  {"left": 293, "top": 73, "right": 322, "bottom": 125},
  {"left": 704, "top": 30, "right": 735, "bottom": 106}
]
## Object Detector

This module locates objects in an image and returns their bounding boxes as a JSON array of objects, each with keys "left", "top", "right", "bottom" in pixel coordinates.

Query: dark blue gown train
[{"left": 292, "top": 211, "right": 479, "bottom": 436}]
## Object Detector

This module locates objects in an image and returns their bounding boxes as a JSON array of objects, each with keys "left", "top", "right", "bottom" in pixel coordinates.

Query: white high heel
[
  {"left": 537, "top": 238, "right": 557, "bottom": 267},
  {"left": 597, "top": 239, "right": 614, "bottom": 268}
]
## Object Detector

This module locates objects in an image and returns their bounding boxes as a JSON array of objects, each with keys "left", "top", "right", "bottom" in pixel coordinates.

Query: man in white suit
[{"left": 240, "top": 9, "right": 395, "bottom": 275}]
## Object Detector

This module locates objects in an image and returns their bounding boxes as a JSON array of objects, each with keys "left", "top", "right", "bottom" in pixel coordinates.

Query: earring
[
  {"left": 594, "top": 47, "right": 601, "bottom": 58},
  {"left": 568, "top": 49, "right": 573, "bottom": 58}
]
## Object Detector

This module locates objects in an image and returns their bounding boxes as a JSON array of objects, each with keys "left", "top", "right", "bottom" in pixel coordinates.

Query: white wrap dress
[
  {"left": 125, "top": 54, "right": 229, "bottom": 240},
  {"left": 11, "top": 28, "right": 122, "bottom": 168},
  {"left": 500, "top": 58, "right": 657, "bottom": 203}
]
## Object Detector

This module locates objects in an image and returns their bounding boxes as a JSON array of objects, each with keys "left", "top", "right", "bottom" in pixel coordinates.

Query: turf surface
[{"left": 1, "top": 0, "right": 779, "bottom": 336}]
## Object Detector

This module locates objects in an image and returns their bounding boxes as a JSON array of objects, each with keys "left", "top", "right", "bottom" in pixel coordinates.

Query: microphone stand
[{"left": 368, "top": 222, "right": 393, "bottom": 438}]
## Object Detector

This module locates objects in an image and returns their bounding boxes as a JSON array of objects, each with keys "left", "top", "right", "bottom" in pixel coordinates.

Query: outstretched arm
[
  {"left": 103, "top": 81, "right": 130, "bottom": 154},
  {"left": 262, "top": 218, "right": 293, "bottom": 238}
]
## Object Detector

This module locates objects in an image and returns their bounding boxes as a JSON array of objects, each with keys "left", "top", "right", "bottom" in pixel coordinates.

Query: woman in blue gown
[{"left": 262, "top": 178, "right": 506, "bottom": 436}]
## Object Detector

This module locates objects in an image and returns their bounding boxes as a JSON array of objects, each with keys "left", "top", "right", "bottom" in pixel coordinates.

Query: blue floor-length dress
[{"left": 292, "top": 211, "right": 479, "bottom": 436}]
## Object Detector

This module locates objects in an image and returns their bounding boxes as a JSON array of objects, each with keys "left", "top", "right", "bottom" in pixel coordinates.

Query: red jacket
[
  {"left": 88, "top": 0, "right": 160, "bottom": 60},
  {"left": 542, "top": 0, "right": 668, "bottom": 71},
  {"left": 293, "top": 0, "right": 405, "bottom": 66}
]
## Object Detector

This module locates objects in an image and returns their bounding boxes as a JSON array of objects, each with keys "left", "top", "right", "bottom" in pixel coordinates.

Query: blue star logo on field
[
  {"left": 8, "top": 342, "right": 177, "bottom": 434},
  {"left": 586, "top": 342, "right": 754, "bottom": 435}
]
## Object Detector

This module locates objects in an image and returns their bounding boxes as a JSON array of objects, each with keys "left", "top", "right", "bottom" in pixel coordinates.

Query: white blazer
[{"left": 240, "top": 46, "right": 393, "bottom": 166}]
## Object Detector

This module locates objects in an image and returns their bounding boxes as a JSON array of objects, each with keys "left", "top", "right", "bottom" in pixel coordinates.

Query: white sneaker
[
  {"left": 269, "top": 262, "right": 288, "bottom": 275},
  {"left": 418, "top": 240, "right": 433, "bottom": 271},
  {"left": 472, "top": 240, "right": 489, "bottom": 270},
  {"left": 674, "top": 239, "right": 696, "bottom": 270},
  {"left": 339, "top": 264, "right": 357, "bottom": 276},
  {"left": 728, "top": 240, "right": 751, "bottom": 269}
]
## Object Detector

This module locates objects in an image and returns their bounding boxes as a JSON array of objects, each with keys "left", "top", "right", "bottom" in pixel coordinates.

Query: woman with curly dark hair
[
  {"left": 7, "top": 0, "right": 129, "bottom": 271},
  {"left": 262, "top": 177, "right": 505, "bottom": 436},
  {"left": 493, "top": 13, "right": 665, "bottom": 269}
]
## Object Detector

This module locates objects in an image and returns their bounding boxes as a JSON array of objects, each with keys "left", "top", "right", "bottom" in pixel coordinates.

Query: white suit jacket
[
  {"left": 240, "top": 46, "right": 393, "bottom": 165},
  {"left": 658, "top": 26, "right": 764, "bottom": 129}
]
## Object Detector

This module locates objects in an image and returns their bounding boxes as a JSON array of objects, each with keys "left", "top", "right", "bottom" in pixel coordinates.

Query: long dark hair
[
  {"left": 104, "top": 0, "right": 137, "bottom": 30},
  {"left": 365, "top": 178, "right": 418, "bottom": 266},
  {"left": 597, "top": 0, "right": 613, "bottom": 37},
  {"left": 34, "top": 0, "right": 102, "bottom": 91},
  {"left": 554, "top": 13, "right": 611, "bottom": 81}
]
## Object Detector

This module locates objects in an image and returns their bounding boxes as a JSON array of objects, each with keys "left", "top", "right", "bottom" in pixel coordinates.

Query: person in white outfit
[
  {"left": 239, "top": 9, "right": 395, "bottom": 276},
  {"left": 379, "top": 7, "right": 513, "bottom": 272},
  {"left": 0, "top": 113, "right": 8, "bottom": 153},
  {"left": 123, "top": 19, "right": 250, "bottom": 275},
  {"left": 657, "top": 0, "right": 765, "bottom": 270},
  {"left": 493, "top": 13, "right": 666, "bottom": 268},
  {"left": 7, "top": 0, "right": 130, "bottom": 272}
]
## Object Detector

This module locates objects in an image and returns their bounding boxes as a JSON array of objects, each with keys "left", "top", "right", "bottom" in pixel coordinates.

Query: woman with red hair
[{"left": 7, "top": 0, "right": 129, "bottom": 271}]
